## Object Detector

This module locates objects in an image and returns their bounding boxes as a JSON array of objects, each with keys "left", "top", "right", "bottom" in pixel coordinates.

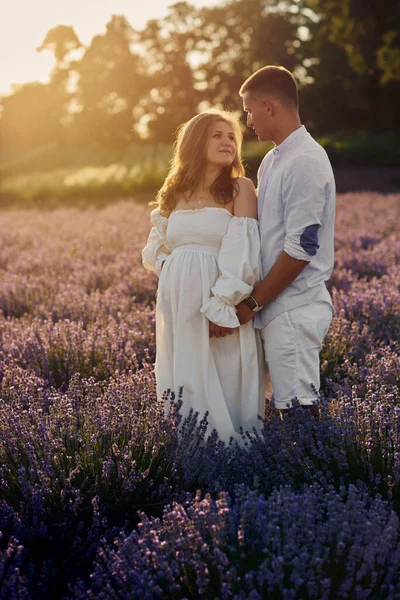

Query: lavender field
[{"left": 0, "top": 193, "right": 399, "bottom": 599}]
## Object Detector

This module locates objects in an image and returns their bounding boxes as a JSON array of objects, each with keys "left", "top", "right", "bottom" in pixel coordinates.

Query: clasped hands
[{"left": 208, "top": 299, "right": 255, "bottom": 338}]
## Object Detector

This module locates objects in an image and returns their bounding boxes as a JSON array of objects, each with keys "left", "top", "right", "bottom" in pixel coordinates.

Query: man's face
[{"left": 242, "top": 91, "right": 271, "bottom": 142}]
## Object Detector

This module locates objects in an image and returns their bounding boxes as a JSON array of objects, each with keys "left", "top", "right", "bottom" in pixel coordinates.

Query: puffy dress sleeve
[
  {"left": 200, "top": 216, "right": 261, "bottom": 327},
  {"left": 141, "top": 208, "right": 170, "bottom": 276}
]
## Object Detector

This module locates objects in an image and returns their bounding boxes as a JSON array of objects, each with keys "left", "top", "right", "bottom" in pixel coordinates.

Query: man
[{"left": 236, "top": 65, "right": 335, "bottom": 413}]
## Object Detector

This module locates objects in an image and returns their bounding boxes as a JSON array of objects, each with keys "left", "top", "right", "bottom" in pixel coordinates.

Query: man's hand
[
  {"left": 235, "top": 300, "right": 255, "bottom": 325},
  {"left": 209, "top": 322, "right": 235, "bottom": 338}
]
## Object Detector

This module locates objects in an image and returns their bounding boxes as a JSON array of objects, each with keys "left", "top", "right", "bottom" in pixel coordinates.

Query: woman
[{"left": 142, "top": 110, "right": 264, "bottom": 442}]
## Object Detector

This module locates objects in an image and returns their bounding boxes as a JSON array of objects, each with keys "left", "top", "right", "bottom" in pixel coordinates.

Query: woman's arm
[{"left": 206, "top": 180, "right": 260, "bottom": 337}]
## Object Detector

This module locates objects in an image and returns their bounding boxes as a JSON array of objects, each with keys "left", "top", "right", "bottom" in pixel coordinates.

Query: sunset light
[{"left": 1, "top": 0, "right": 223, "bottom": 94}]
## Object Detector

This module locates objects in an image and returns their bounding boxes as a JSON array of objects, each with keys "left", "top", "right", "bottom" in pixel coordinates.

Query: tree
[
  {"left": 36, "top": 25, "right": 84, "bottom": 140},
  {"left": 196, "top": 0, "right": 303, "bottom": 111},
  {"left": 299, "top": 0, "right": 400, "bottom": 131},
  {"left": 37, "top": 25, "right": 82, "bottom": 67},
  {"left": 2, "top": 0, "right": 398, "bottom": 156},
  {"left": 0, "top": 26, "right": 83, "bottom": 158},
  {"left": 71, "top": 15, "right": 148, "bottom": 146},
  {"left": 135, "top": 3, "right": 205, "bottom": 141},
  {"left": 135, "top": 0, "right": 305, "bottom": 140},
  {"left": 0, "top": 82, "right": 64, "bottom": 156}
]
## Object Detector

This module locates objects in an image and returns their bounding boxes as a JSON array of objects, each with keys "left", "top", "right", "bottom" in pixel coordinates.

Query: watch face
[{"left": 246, "top": 296, "right": 257, "bottom": 310}]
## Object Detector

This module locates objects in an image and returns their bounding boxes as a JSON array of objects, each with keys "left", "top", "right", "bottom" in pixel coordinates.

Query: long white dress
[{"left": 142, "top": 206, "right": 265, "bottom": 442}]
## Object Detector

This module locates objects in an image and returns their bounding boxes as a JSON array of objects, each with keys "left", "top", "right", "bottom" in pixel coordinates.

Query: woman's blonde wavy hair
[{"left": 153, "top": 110, "right": 245, "bottom": 215}]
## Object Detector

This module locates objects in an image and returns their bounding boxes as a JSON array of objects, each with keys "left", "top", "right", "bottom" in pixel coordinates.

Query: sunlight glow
[{"left": 1, "top": 0, "right": 224, "bottom": 95}]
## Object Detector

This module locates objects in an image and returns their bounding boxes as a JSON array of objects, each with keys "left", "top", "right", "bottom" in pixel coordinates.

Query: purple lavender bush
[
  {"left": 0, "top": 534, "right": 30, "bottom": 600},
  {"left": 0, "top": 367, "right": 181, "bottom": 598},
  {"left": 0, "top": 309, "right": 155, "bottom": 389},
  {"left": 0, "top": 193, "right": 399, "bottom": 599},
  {"left": 74, "top": 485, "right": 400, "bottom": 600}
]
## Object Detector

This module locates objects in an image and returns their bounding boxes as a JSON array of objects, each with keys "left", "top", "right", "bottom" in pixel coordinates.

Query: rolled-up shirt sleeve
[{"left": 282, "top": 155, "right": 329, "bottom": 262}]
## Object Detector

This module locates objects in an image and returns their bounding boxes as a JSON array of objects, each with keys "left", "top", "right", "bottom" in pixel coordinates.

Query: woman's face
[{"left": 206, "top": 120, "right": 237, "bottom": 168}]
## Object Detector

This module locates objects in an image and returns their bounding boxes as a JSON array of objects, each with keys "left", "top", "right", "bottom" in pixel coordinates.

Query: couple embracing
[{"left": 142, "top": 65, "right": 335, "bottom": 442}]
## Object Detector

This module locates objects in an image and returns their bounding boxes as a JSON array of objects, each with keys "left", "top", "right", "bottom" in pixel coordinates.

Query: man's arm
[
  {"left": 236, "top": 251, "right": 309, "bottom": 324},
  {"left": 237, "top": 154, "right": 329, "bottom": 324}
]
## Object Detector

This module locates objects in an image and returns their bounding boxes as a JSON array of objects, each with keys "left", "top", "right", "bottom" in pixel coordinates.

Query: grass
[{"left": 1, "top": 131, "right": 398, "bottom": 208}]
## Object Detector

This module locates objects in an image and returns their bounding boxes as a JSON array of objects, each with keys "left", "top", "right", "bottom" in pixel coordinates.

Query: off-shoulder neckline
[{"left": 170, "top": 207, "right": 233, "bottom": 217}]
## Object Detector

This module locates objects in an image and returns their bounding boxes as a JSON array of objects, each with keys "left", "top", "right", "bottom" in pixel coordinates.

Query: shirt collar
[{"left": 273, "top": 125, "right": 307, "bottom": 155}]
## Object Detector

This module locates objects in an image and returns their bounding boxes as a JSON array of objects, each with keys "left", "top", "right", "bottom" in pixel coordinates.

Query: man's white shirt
[{"left": 255, "top": 125, "right": 335, "bottom": 329}]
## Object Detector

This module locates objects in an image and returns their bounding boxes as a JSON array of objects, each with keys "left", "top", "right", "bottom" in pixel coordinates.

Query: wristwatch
[{"left": 245, "top": 295, "right": 262, "bottom": 312}]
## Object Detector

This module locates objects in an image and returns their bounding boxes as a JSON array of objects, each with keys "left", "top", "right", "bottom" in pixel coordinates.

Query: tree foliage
[
  {"left": 0, "top": 0, "right": 398, "bottom": 157},
  {"left": 299, "top": 0, "right": 400, "bottom": 132},
  {"left": 72, "top": 15, "right": 148, "bottom": 145}
]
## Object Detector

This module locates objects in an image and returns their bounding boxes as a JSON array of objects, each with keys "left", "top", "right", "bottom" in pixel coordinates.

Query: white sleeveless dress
[{"left": 142, "top": 206, "right": 265, "bottom": 442}]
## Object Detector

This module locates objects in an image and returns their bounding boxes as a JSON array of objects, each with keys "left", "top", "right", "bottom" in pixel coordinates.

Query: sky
[{"left": 1, "top": 0, "right": 224, "bottom": 96}]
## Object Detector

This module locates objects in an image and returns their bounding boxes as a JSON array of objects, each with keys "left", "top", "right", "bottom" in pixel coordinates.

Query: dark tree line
[{"left": 1, "top": 0, "right": 399, "bottom": 156}]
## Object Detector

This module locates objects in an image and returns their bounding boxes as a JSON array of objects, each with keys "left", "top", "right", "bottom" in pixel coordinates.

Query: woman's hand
[{"left": 209, "top": 322, "right": 236, "bottom": 338}]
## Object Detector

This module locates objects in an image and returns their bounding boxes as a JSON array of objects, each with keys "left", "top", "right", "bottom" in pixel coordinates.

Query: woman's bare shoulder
[
  {"left": 235, "top": 176, "right": 256, "bottom": 192},
  {"left": 233, "top": 177, "right": 257, "bottom": 218}
]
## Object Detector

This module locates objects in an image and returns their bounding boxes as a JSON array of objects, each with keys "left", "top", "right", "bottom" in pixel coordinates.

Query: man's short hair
[{"left": 239, "top": 66, "right": 299, "bottom": 109}]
